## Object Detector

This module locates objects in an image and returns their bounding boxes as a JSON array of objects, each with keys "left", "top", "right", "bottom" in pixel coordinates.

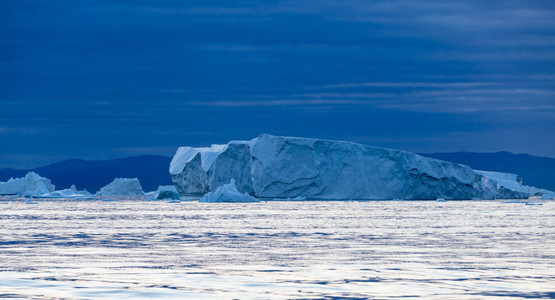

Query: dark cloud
[{"left": 1, "top": 0, "right": 554, "bottom": 168}]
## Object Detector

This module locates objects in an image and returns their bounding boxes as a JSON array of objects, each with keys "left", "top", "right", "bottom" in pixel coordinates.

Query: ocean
[{"left": 0, "top": 199, "right": 553, "bottom": 299}]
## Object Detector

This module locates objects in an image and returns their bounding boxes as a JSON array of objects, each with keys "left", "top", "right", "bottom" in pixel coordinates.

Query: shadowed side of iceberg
[{"left": 170, "top": 134, "right": 498, "bottom": 200}]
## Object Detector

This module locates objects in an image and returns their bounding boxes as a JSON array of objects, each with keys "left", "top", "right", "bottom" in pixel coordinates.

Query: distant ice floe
[
  {"left": 96, "top": 178, "right": 144, "bottom": 196},
  {"left": 36, "top": 188, "right": 93, "bottom": 199},
  {"left": 199, "top": 179, "right": 259, "bottom": 203},
  {"left": 0, "top": 172, "right": 55, "bottom": 196},
  {"left": 475, "top": 170, "right": 554, "bottom": 199}
]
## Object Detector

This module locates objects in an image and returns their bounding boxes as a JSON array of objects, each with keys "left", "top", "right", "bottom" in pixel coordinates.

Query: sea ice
[
  {"left": 0, "top": 172, "right": 55, "bottom": 196},
  {"left": 199, "top": 179, "right": 260, "bottom": 203},
  {"left": 97, "top": 178, "right": 144, "bottom": 196},
  {"left": 171, "top": 134, "right": 497, "bottom": 200}
]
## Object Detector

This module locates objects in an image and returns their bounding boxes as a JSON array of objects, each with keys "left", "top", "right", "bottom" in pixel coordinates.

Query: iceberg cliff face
[{"left": 170, "top": 134, "right": 497, "bottom": 200}]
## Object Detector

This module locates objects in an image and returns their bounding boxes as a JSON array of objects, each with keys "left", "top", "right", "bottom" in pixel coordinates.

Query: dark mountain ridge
[{"left": 0, "top": 155, "right": 173, "bottom": 193}]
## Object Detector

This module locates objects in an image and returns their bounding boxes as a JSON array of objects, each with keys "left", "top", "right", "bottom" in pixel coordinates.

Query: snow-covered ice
[
  {"left": 0, "top": 172, "right": 55, "bottom": 196},
  {"left": 96, "top": 178, "right": 144, "bottom": 196},
  {"left": 171, "top": 134, "right": 497, "bottom": 200},
  {"left": 199, "top": 179, "right": 260, "bottom": 203}
]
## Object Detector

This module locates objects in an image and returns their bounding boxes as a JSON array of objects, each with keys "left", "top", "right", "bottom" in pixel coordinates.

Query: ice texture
[
  {"left": 199, "top": 179, "right": 260, "bottom": 203},
  {"left": 171, "top": 134, "right": 498, "bottom": 200},
  {"left": 476, "top": 170, "right": 553, "bottom": 199},
  {"left": 97, "top": 178, "right": 144, "bottom": 196},
  {"left": 0, "top": 172, "right": 55, "bottom": 196}
]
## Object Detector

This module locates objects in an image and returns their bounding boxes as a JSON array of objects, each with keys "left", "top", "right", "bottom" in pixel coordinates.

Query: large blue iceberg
[{"left": 170, "top": 134, "right": 498, "bottom": 200}]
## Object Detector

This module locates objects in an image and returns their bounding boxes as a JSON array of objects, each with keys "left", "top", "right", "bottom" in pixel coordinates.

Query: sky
[{"left": 1, "top": 0, "right": 554, "bottom": 169}]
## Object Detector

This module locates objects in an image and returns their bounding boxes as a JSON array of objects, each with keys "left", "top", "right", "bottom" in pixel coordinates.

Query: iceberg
[
  {"left": 36, "top": 189, "right": 93, "bottom": 199},
  {"left": 171, "top": 134, "right": 498, "bottom": 200},
  {"left": 155, "top": 185, "right": 181, "bottom": 200},
  {"left": 199, "top": 179, "right": 260, "bottom": 203},
  {"left": 0, "top": 172, "right": 55, "bottom": 196},
  {"left": 475, "top": 170, "right": 553, "bottom": 199},
  {"left": 70, "top": 184, "right": 92, "bottom": 196},
  {"left": 97, "top": 178, "right": 144, "bottom": 196}
]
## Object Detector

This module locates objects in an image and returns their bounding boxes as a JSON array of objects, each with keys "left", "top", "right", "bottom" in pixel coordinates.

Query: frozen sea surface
[{"left": 0, "top": 199, "right": 553, "bottom": 299}]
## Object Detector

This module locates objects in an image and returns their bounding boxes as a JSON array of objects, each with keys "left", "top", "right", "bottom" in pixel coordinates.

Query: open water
[{"left": 0, "top": 199, "right": 553, "bottom": 299}]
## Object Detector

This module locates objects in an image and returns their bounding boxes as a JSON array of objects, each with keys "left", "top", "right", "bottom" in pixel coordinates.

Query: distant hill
[
  {"left": 420, "top": 152, "right": 555, "bottom": 191},
  {"left": 0, "top": 155, "right": 173, "bottom": 193}
]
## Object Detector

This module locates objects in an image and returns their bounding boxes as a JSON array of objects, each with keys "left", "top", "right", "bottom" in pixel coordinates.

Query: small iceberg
[
  {"left": 436, "top": 198, "right": 447, "bottom": 202},
  {"left": 501, "top": 200, "right": 526, "bottom": 203},
  {"left": 155, "top": 185, "right": 181, "bottom": 200},
  {"left": 97, "top": 178, "right": 144, "bottom": 196},
  {"left": 0, "top": 172, "right": 55, "bottom": 196},
  {"left": 70, "top": 184, "right": 91, "bottom": 196},
  {"left": 36, "top": 188, "right": 93, "bottom": 199},
  {"left": 200, "top": 179, "right": 260, "bottom": 203}
]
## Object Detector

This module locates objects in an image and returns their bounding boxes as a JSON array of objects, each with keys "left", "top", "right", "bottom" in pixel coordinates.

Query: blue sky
[{"left": 1, "top": 0, "right": 554, "bottom": 168}]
